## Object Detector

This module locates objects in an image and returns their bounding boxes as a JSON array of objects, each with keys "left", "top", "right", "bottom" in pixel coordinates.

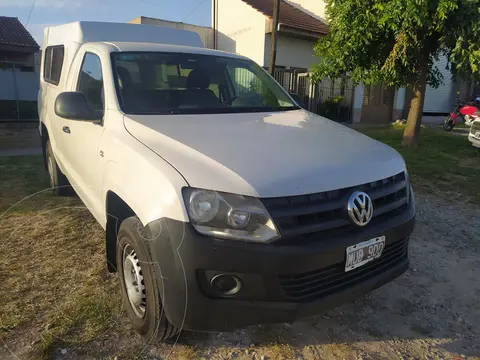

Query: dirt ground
[
  {"left": 0, "top": 127, "right": 40, "bottom": 150},
  {"left": 1, "top": 181, "right": 479, "bottom": 360}
]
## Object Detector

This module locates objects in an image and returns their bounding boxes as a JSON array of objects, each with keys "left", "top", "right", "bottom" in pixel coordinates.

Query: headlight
[{"left": 183, "top": 188, "right": 280, "bottom": 242}]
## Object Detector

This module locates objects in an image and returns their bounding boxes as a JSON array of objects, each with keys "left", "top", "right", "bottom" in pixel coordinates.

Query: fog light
[{"left": 210, "top": 274, "right": 242, "bottom": 295}]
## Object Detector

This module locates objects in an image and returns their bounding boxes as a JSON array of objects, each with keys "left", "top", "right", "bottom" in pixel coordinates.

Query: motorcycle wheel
[{"left": 443, "top": 115, "right": 455, "bottom": 131}]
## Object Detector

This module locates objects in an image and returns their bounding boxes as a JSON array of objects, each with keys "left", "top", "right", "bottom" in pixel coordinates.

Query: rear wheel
[
  {"left": 443, "top": 115, "right": 455, "bottom": 131},
  {"left": 45, "top": 140, "right": 71, "bottom": 196},
  {"left": 116, "top": 216, "right": 179, "bottom": 342}
]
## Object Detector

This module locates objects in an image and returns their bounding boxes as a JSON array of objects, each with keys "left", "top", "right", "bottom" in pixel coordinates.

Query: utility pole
[
  {"left": 213, "top": 0, "right": 217, "bottom": 49},
  {"left": 215, "top": 0, "right": 219, "bottom": 49},
  {"left": 268, "top": 0, "right": 280, "bottom": 76}
]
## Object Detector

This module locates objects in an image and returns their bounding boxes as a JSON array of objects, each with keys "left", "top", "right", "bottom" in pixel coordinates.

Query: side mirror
[
  {"left": 289, "top": 92, "right": 306, "bottom": 109},
  {"left": 54, "top": 92, "right": 103, "bottom": 121}
]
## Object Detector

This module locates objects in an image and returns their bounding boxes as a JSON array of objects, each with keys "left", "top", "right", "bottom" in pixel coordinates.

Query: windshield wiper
[
  {"left": 272, "top": 106, "right": 300, "bottom": 111},
  {"left": 125, "top": 106, "right": 300, "bottom": 115}
]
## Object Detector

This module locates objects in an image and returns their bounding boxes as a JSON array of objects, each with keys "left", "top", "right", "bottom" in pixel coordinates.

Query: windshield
[{"left": 111, "top": 52, "right": 298, "bottom": 115}]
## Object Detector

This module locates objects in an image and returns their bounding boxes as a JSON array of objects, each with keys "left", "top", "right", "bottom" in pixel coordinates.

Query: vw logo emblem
[{"left": 347, "top": 191, "right": 373, "bottom": 227}]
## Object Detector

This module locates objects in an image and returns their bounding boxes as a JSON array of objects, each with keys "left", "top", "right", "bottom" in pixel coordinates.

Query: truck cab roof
[{"left": 90, "top": 42, "right": 248, "bottom": 60}]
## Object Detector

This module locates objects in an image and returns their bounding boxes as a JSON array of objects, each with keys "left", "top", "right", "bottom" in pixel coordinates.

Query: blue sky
[{"left": 1, "top": 0, "right": 211, "bottom": 46}]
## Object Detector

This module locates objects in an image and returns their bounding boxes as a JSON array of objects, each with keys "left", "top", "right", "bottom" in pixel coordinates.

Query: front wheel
[
  {"left": 116, "top": 216, "right": 179, "bottom": 342},
  {"left": 443, "top": 115, "right": 455, "bottom": 131}
]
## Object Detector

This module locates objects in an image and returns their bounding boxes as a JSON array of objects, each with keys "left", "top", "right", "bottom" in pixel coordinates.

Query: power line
[
  {"left": 182, "top": 0, "right": 208, "bottom": 23},
  {"left": 25, "top": 0, "right": 37, "bottom": 28}
]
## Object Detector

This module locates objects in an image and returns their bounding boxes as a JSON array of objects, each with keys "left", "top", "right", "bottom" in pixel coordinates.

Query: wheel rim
[
  {"left": 122, "top": 244, "right": 146, "bottom": 318},
  {"left": 47, "top": 154, "right": 54, "bottom": 188}
]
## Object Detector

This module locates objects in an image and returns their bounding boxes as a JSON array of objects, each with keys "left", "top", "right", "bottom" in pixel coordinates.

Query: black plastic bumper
[{"left": 146, "top": 197, "right": 415, "bottom": 332}]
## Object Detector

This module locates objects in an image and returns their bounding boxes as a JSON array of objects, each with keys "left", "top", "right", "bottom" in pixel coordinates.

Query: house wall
[
  {"left": 214, "top": 0, "right": 266, "bottom": 65},
  {"left": 392, "top": 88, "right": 406, "bottom": 120},
  {"left": 352, "top": 84, "right": 364, "bottom": 123},
  {"left": 423, "top": 55, "right": 456, "bottom": 113},
  {"left": 287, "top": 0, "right": 327, "bottom": 20},
  {"left": 395, "top": 55, "right": 457, "bottom": 118},
  {"left": 264, "top": 34, "right": 317, "bottom": 69},
  {"left": 0, "top": 70, "right": 16, "bottom": 100},
  {"left": 129, "top": 16, "right": 214, "bottom": 49}
]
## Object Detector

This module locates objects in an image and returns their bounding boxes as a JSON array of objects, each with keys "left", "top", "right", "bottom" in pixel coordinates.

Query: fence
[
  {"left": 273, "top": 69, "right": 355, "bottom": 123},
  {"left": 0, "top": 61, "right": 40, "bottom": 121}
]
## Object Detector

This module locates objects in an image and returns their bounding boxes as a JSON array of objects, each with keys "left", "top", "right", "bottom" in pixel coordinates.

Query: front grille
[
  {"left": 261, "top": 172, "right": 408, "bottom": 240},
  {"left": 278, "top": 237, "right": 409, "bottom": 302}
]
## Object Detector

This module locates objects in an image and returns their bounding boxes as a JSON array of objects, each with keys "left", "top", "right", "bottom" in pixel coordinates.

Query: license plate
[
  {"left": 475, "top": 131, "right": 480, "bottom": 139},
  {"left": 345, "top": 236, "right": 385, "bottom": 272}
]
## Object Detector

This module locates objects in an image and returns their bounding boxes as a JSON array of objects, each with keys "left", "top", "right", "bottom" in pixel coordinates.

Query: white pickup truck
[{"left": 39, "top": 21, "right": 415, "bottom": 341}]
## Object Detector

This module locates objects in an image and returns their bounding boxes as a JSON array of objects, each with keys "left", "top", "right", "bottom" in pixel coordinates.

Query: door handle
[{"left": 63, "top": 126, "right": 71, "bottom": 134}]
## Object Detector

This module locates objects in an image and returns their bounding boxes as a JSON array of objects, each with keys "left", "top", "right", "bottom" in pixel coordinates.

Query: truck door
[{"left": 61, "top": 49, "right": 106, "bottom": 220}]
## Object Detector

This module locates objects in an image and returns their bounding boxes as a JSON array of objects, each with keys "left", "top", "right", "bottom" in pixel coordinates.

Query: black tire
[
  {"left": 443, "top": 115, "right": 455, "bottom": 131},
  {"left": 116, "top": 216, "right": 179, "bottom": 342},
  {"left": 45, "top": 140, "right": 71, "bottom": 196}
]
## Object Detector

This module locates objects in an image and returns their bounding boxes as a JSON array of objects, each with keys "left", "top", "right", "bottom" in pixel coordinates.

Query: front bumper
[{"left": 146, "top": 194, "right": 415, "bottom": 332}]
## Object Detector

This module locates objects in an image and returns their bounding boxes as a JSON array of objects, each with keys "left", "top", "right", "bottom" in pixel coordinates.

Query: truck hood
[{"left": 124, "top": 110, "right": 405, "bottom": 198}]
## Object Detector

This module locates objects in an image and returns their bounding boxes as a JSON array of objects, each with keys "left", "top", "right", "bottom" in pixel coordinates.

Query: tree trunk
[{"left": 402, "top": 59, "right": 428, "bottom": 147}]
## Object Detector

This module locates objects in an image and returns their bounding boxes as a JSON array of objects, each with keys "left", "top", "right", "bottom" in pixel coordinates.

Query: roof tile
[
  {"left": 241, "top": 0, "right": 329, "bottom": 35},
  {"left": 0, "top": 16, "right": 40, "bottom": 49}
]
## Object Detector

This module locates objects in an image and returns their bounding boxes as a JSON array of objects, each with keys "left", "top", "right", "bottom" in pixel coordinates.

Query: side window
[
  {"left": 43, "top": 45, "right": 64, "bottom": 85},
  {"left": 77, "top": 53, "right": 104, "bottom": 111}
]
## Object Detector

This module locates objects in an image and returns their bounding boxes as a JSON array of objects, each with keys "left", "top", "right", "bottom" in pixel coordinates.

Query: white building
[
  {"left": 213, "top": 0, "right": 328, "bottom": 70},
  {"left": 129, "top": 16, "right": 214, "bottom": 49},
  {"left": 212, "top": 0, "right": 468, "bottom": 122}
]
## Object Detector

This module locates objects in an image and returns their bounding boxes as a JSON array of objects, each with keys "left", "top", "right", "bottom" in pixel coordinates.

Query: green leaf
[{"left": 312, "top": 0, "right": 480, "bottom": 87}]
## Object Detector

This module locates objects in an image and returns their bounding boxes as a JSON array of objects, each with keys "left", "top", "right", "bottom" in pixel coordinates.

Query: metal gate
[
  {"left": 0, "top": 61, "right": 39, "bottom": 121},
  {"left": 273, "top": 69, "right": 297, "bottom": 93},
  {"left": 294, "top": 73, "right": 355, "bottom": 122}
]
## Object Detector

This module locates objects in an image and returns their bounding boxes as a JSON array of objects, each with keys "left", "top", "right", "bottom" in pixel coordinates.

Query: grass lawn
[
  {"left": 357, "top": 126, "right": 480, "bottom": 203},
  {"left": 0, "top": 128, "right": 41, "bottom": 150},
  {"left": 0, "top": 156, "right": 125, "bottom": 359},
  {"left": 0, "top": 156, "right": 200, "bottom": 359}
]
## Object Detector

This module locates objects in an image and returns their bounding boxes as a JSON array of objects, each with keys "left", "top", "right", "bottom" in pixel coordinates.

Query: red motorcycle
[{"left": 444, "top": 97, "right": 480, "bottom": 131}]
